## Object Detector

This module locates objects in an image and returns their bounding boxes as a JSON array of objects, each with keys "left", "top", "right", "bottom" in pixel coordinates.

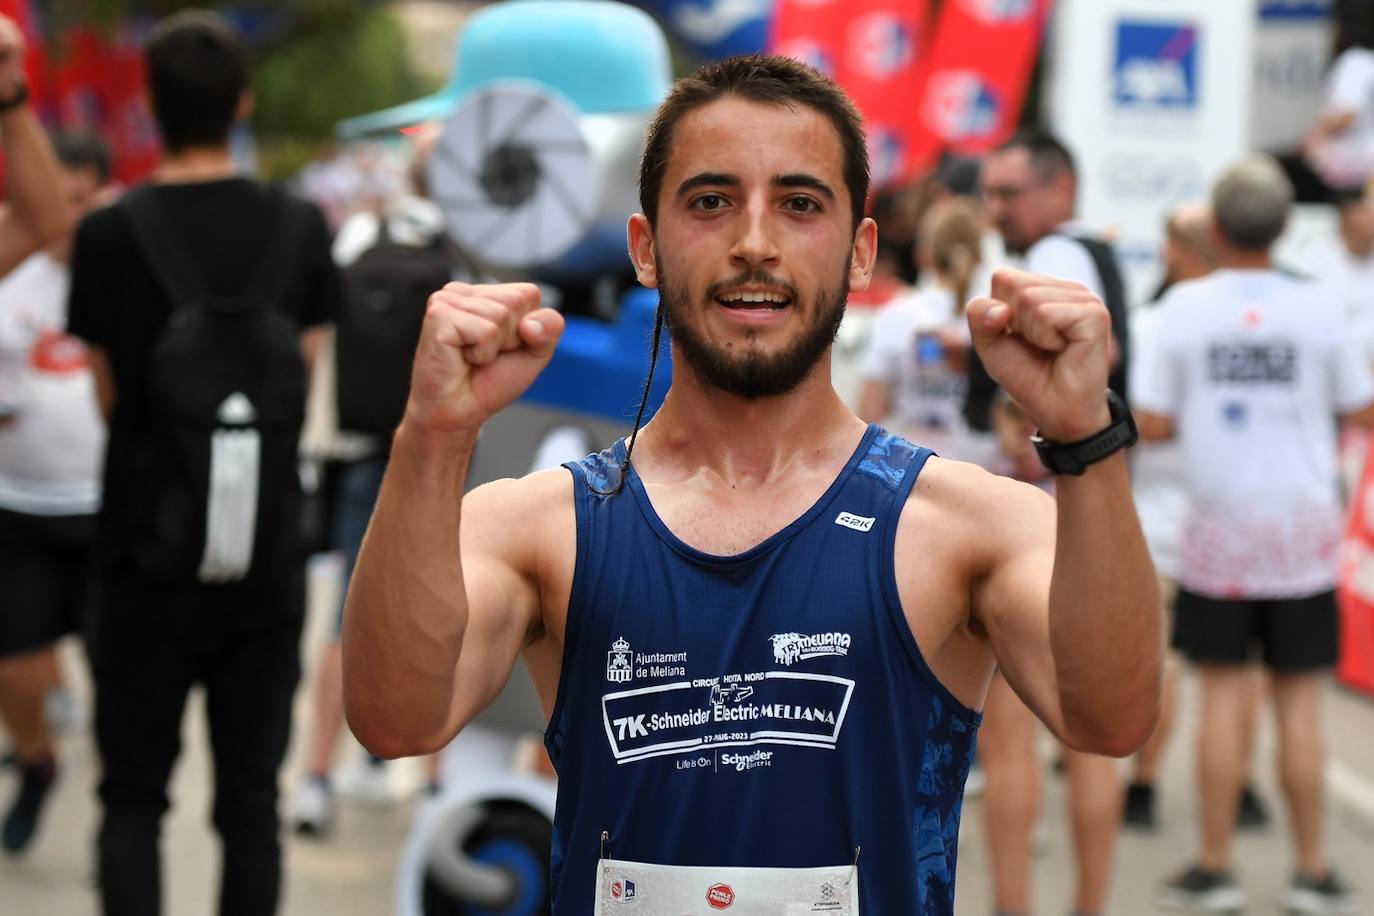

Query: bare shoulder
[
  {"left": 901, "top": 457, "right": 1057, "bottom": 560},
  {"left": 462, "top": 466, "right": 577, "bottom": 555}
]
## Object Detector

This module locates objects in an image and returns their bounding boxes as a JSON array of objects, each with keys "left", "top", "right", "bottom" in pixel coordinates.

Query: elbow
[
  {"left": 347, "top": 712, "right": 452, "bottom": 761},
  {"left": 1061, "top": 696, "right": 1162, "bottom": 759}
]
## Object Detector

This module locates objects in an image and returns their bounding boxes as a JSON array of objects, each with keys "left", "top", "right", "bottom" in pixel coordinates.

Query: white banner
[
  {"left": 593, "top": 858, "right": 859, "bottom": 915},
  {"left": 1047, "top": 0, "right": 1259, "bottom": 305},
  {"left": 1251, "top": 0, "right": 1333, "bottom": 152}
]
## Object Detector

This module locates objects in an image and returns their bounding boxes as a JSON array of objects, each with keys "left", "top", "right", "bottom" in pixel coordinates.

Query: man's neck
[
  {"left": 633, "top": 348, "right": 864, "bottom": 487},
  {"left": 155, "top": 144, "right": 238, "bottom": 184},
  {"left": 1219, "top": 248, "right": 1272, "bottom": 271}
]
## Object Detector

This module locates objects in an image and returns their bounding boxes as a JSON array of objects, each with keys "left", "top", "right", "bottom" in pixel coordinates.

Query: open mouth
[{"left": 715, "top": 290, "right": 792, "bottom": 311}]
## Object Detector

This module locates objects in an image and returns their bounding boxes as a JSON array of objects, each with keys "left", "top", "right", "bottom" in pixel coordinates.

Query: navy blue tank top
[{"left": 547, "top": 425, "right": 980, "bottom": 914}]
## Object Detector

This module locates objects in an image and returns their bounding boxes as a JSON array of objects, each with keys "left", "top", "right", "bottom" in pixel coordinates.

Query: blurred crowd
[{"left": 0, "top": 5, "right": 1373, "bottom": 916}]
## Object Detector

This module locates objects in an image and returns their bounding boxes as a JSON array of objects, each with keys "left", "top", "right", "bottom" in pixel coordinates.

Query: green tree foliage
[{"left": 43, "top": 1, "right": 435, "bottom": 177}]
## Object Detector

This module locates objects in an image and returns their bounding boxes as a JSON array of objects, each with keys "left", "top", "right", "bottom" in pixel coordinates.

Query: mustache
[{"left": 704, "top": 270, "right": 799, "bottom": 303}]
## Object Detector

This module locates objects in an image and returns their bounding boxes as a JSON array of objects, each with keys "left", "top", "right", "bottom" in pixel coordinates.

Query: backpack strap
[
  {"left": 246, "top": 187, "right": 312, "bottom": 308},
  {"left": 122, "top": 184, "right": 208, "bottom": 305},
  {"left": 123, "top": 183, "right": 312, "bottom": 311}
]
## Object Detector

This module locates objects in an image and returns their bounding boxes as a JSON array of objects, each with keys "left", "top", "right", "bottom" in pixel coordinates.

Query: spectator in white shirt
[
  {"left": 1138, "top": 155, "right": 1374, "bottom": 915},
  {"left": 1306, "top": 7, "right": 1374, "bottom": 193},
  {"left": 1302, "top": 190, "right": 1374, "bottom": 329},
  {"left": 856, "top": 196, "right": 981, "bottom": 460}
]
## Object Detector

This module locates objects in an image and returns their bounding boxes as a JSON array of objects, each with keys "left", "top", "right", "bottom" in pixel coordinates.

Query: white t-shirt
[
  {"left": 0, "top": 253, "right": 105, "bottom": 515},
  {"left": 1303, "top": 237, "right": 1374, "bottom": 323},
  {"left": 1133, "top": 268, "right": 1374, "bottom": 598},
  {"left": 858, "top": 285, "right": 973, "bottom": 458},
  {"left": 1128, "top": 306, "right": 1188, "bottom": 580},
  {"left": 1313, "top": 47, "right": 1374, "bottom": 188},
  {"left": 1023, "top": 222, "right": 1106, "bottom": 299}
]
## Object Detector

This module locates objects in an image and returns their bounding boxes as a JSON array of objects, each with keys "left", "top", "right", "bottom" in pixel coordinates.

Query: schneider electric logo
[{"left": 720, "top": 750, "right": 774, "bottom": 772}]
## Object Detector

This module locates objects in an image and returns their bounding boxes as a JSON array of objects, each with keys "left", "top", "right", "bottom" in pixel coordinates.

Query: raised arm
[
  {"left": 965, "top": 269, "right": 1161, "bottom": 757},
  {"left": 0, "top": 15, "right": 70, "bottom": 277},
  {"left": 342, "top": 282, "right": 564, "bottom": 758}
]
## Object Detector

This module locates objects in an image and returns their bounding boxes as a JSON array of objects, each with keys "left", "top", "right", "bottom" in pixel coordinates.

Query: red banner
[
  {"left": 1338, "top": 432, "right": 1374, "bottom": 698},
  {"left": 907, "top": 0, "right": 1049, "bottom": 172},
  {"left": 0, "top": 1, "right": 160, "bottom": 188},
  {"left": 770, "top": 0, "right": 1048, "bottom": 189},
  {"left": 770, "top": 0, "right": 932, "bottom": 189}
]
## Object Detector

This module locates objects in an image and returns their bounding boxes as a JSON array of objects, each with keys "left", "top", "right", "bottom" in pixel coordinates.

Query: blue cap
[{"left": 337, "top": 0, "right": 671, "bottom": 138}]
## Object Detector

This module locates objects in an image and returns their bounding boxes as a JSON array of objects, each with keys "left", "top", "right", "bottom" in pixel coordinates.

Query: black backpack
[
  {"left": 335, "top": 222, "right": 453, "bottom": 435},
  {"left": 122, "top": 185, "right": 310, "bottom": 585}
]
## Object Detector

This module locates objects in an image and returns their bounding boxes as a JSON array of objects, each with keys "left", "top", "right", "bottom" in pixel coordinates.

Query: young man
[
  {"left": 0, "top": 132, "right": 111, "bottom": 856},
  {"left": 66, "top": 13, "right": 341, "bottom": 915},
  {"left": 345, "top": 56, "right": 1160, "bottom": 914},
  {"left": 1137, "top": 156, "right": 1371, "bottom": 915}
]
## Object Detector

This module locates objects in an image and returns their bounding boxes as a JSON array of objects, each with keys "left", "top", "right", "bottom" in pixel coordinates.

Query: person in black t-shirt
[{"left": 65, "top": 13, "right": 341, "bottom": 915}]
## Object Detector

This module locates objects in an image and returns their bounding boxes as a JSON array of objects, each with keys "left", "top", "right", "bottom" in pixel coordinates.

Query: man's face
[
  {"left": 1341, "top": 198, "right": 1374, "bottom": 259},
  {"left": 981, "top": 148, "right": 1064, "bottom": 256},
  {"left": 48, "top": 165, "right": 104, "bottom": 262},
  {"left": 629, "top": 96, "right": 874, "bottom": 400}
]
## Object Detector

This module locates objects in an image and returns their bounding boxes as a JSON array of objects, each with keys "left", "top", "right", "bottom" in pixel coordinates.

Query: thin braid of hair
[{"left": 596, "top": 306, "right": 665, "bottom": 496}]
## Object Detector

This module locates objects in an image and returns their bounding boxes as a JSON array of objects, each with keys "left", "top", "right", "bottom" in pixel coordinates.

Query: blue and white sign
[
  {"left": 637, "top": 0, "right": 771, "bottom": 60},
  {"left": 1113, "top": 20, "right": 1200, "bottom": 109}
]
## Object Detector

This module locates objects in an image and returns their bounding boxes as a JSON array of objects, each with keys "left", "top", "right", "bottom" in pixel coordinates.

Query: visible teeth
[{"left": 722, "top": 291, "right": 787, "bottom": 304}]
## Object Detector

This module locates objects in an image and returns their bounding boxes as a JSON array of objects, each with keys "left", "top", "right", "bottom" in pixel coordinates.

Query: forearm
[
  {"left": 1048, "top": 453, "right": 1161, "bottom": 756},
  {"left": 342, "top": 420, "right": 476, "bottom": 757},
  {"left": 0, "top": 105, "right": 68, "bottom": 249}
]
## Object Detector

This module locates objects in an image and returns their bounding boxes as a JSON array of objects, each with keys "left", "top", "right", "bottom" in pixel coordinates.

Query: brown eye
[
  {"left": 785, "top": 196, "right": 820, "bottom": 213},
  {"left": 690, "top": 194, "right": 728, "bottom": 211}
]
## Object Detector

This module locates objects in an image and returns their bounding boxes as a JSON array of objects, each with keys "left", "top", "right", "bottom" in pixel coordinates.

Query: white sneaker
[
  {"left": 44, "top": 688, "right": 86, "bottom": 736},
  {"left": 289, "top": 776, "right": 335, "bottom": 837},
  {"left": 335, "top": 754, "right": 393, "bottom": 803},
  {"left": 1285, "top": 870, "right": 1359, "bottom": 915}
]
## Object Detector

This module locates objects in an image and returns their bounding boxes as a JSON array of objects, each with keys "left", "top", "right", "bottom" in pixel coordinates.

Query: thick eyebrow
[
  {"left": 676, "top": 172, "right": 740, "bottom": 197},
  {"left": 673, "top": 171, "right": 837, "bottom": 201},
  {"left": 774, "top": 173, "right": 835, "bottom": 200}
]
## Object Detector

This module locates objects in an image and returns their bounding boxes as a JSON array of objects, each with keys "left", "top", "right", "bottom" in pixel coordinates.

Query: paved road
[{"left": 4, "top": 561, "right": 1374, "bottom": 915}]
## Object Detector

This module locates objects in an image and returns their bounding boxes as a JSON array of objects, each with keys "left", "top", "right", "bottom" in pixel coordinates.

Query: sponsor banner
[
  {"left": 1046, "top": 0, "right": 1257, "bottom": 305},
  {"left": 593, "top": 858, "right": 858, "bottom": 914},
  {"left": 0, "top": 1, "right": 161, "bottom": 186},
  {"left": 770, "top": 0, "right": 932, "bottom": 188},
  {"left": 906, "top": 0, "right": 1049, "bottom": 173},
  {"left": 1251, "top": 0, "right": 1332, "bottom": 152},
  {"left": 1338, "top": 431, "right": 1374, "bottom": 698},
  {"left": 602, "top": 671, "right": 854, "bottom": 764}
]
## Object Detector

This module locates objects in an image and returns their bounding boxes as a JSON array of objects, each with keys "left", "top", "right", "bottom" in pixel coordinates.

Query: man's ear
[
  {"left": 235, "top": 90, "right": 255, "bottom": 124},
  {"left": 627, "top": 213, "right": 659, "bottom": 289},
  {"left": 849, "top": 216, "right": 878, "bottom": 292}
]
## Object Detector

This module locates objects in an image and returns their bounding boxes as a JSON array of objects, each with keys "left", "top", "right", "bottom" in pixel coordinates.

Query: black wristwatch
[{"left": 1031, "top": 390, "right": 1138, "bottom": 476}]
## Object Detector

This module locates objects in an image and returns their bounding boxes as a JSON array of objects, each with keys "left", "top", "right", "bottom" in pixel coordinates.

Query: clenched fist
[
  {"left": 405, "top": 281, "right": 564, "bottom": 435},
  {"left": 965, "top": 268, "right": 1113, "bottom": 443}
]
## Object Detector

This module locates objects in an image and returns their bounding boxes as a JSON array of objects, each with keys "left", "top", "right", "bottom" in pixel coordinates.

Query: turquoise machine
[{"left": 338, "top": 3, "right": 671, "bottom": 913}]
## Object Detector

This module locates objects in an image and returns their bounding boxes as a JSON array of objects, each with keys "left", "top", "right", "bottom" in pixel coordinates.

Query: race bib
[{"left": 594, "top": 858, "right": 858, "bottom": 915}]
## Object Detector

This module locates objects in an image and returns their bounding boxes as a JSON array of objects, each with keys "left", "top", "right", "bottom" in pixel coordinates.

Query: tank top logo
[
  {"left": 770, "top": 632, "right": 852, "bottom": 666},
  {"left": 607, "top": 636, "right": 634, "bottom": 683}
]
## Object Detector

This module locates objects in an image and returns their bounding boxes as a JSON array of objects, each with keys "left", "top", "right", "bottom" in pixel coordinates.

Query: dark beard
[{"left": 657, "top": 257, "right": 849, "bottom": 400}]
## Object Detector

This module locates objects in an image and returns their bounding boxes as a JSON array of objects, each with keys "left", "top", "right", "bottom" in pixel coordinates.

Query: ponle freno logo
[{"left": 707, "top": 883, "right": 735, "bottom": 909}]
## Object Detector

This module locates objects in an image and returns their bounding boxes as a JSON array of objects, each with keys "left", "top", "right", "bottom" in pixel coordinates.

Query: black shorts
[
  {"left": 0, "top": 506, "right": 96, "bottom": 658},
  {"left": 1172, "top": 588, "right": 1338, "bottom": 672}
]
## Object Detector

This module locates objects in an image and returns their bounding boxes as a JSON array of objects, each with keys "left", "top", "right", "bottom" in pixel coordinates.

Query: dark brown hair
[{"left": 638, "top": 54, "right": 870, "bottom": 230}]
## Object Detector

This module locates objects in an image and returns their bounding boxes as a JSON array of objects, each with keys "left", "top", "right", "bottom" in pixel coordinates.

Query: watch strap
[{"left": 1031, "top": 390, "right": 1138, "bottom": 476}]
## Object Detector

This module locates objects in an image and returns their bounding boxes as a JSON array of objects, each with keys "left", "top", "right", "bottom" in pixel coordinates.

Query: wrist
[
  {"left": 0, "top": 77, "right": 28, "bottom": 115},
  {"left": 1032, "top": 391, "right": 1137, "bottom": 477},
  {"left": 1034, "top": 404, "right": 1113, "bottom": 443}
]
